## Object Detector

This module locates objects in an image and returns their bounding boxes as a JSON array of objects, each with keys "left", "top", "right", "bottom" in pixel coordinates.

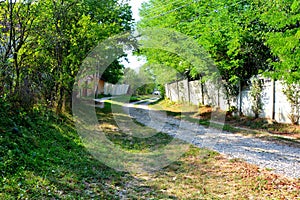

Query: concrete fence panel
[
  {"left": 104, "top": 83, "right": 129, "bottom": 96},
  {"left": 274, "top": 81, "right": 292, "bottom": 123},
  {"left": 189, "top": 81, "right": 202, "bottom": 105},
  {"left": 165, "top": 77, "right": 296, "bottom": 124}
]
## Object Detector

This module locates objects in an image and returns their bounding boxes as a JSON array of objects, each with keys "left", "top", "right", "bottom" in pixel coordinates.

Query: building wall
[{"left": 97, "top": 79, "right": 105, "bottom": 94}]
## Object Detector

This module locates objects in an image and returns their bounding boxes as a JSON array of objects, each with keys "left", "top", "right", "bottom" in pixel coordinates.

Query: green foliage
[
  {"left": 120, "top": 67, "right": 156, "bottom": 95},
  {"left": 157, "top": 84, "right": 165, "bottom": 98},
  {"left": 249, "top": 76, "right": 263, "bottom": 118},
  {"left": 0, "top": 0, "right": 39, "bottom": 107},
  {"left": 282, "top": 83, "right": 300, "bottom": 124},
  {"left": 138, "top": 0, "right": 299, "bottom": 105},
  {"left": 253, "top": 0, "right": 300, "bottom": 122},
  {"left": 141, "top": 62, "right": 179, "bottom": 86},
  {"left": 226, "top": 105, "right": 238, "bottom": 117},
  {"left": 136, "top": 49, "right": 192, "bottom": 82},
  {"left": 258, "top": 0, "right": 300, "bottom": 84},
  {"left": 0, "top": 0, "right": 133, "bottom": 113},
  {"left": 0, "top": 103, "right": 130, "bottom": 199},
  {"left": 120, "top": 68, "right": 140, "bottom": 94},
  {"left": 102, "top": 60, "right": 125, "bottom": 84},
  {"left": 136, "top": 83, "right": 156, "bottom": 95}
]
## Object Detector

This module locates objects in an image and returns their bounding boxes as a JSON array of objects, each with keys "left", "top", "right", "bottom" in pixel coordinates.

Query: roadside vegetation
[
  {"left": 1, "top": 0, "right": 300, "bottom": 199},
  {"left": 0, "top": 101, "right": 126, "bottom": 199},
  {"left": 2, "top": 100, "right": 299, "bottom": 199},
  {"left": 138, "top": 0, "right": 300, "bottom": 118},
  {"left": 150, "top": 99, "right": 300, "bottom": 142},
  {"left": 127, "top": 95, "right": 155, "bottom": 103}
]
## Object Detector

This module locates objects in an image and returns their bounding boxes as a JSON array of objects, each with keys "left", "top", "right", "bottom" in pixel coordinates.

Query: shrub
[
  {"left": 249, "top": 76, "right": 263, "bottom": 118},
  {"left": 282, "top": 83, "right": 300, "bottom": 125}
]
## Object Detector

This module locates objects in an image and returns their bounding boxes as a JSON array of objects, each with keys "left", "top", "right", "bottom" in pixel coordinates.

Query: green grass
[
  {"left": 96, "top": 94, "right": 112, "bottom": 99},
  {"left": 0, "top": 100, "right": 178, "bottom": 199},
  {"left": 127, "top": 95, "right": 155, "bottom": 103},
  {"left": 1, "top": 100, "right": 299, "bottom": 199},
  {"left": 0, "top": 106, "right": 128, "bottom": 199},
  {"left": 108, "top": 94, "right": 155, "bottom": 104}
]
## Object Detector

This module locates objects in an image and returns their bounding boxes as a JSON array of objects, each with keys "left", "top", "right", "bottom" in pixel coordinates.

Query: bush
[
  {"left": 249, "top": 77, "right": 263, "bottom": 118},
  {"left": 283, "top": 83, "right": 300, "bottom": 125}
]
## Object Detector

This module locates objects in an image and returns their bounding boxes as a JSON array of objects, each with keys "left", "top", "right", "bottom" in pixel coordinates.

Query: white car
[{"left": 153, "top": 91, "right": 160, "bottom": 95}]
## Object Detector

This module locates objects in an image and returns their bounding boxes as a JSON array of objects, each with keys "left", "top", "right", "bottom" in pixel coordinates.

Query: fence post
[
  {"left": 272, "top": 79, "right": 276, "bottom": 120},
  {"left": 238, "top": 81, "right": 242, "bottom": 116},
  {"left": 217, "top": 85, "right": 220, "bottom": 108},
  {"left": 187, "top": 79, "right": 191, "bottom": 104},
  {"left": 201, "top": 78, "right": 204, "bottom": 105},
  {"left": 176, "top": 80, "right": 179, "bottom": 102}
]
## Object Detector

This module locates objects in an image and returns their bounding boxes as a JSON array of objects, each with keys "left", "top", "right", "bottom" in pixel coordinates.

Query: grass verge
[
  {"left": 150, "top": 99, "right": 300, "bottom": 144},
  {"left": 1, "top": 100, "right": 299, "bottom": 199}
]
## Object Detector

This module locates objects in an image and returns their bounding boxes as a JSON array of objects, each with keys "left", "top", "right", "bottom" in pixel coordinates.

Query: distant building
[{"left": 78, "top": 76, "right": 129, "bottom": 97}]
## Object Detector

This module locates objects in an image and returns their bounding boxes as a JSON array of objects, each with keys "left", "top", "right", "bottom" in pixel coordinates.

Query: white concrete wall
[
  {"left": 165, "top": 79, "right": 228, "bottom": 110},
  {"left": 189, "top": 81, "right": 202, "bottom": 105},
  {"left": 202, "top": 81, "right": 226, "bottom": 110},
  {"left": 104, "top": 83, "right": 129, "bottom": 95},
  {"left": 165, "top": 78, "right": 296, "bottom": 124},
  {"left": 178, "top": 80, "right": 189, "bottom": 102},
  {"left": 274, "top": 81, "right": 292, "bottom": 123},
  {"left": 260, "top": 78, "right": 274, "bottom": 119},
  {"left": 165, "top": 82, "right": 179, "bottom": 102},
  {"left": 240, "top": 90, "right": 254, "bottom": 117}
]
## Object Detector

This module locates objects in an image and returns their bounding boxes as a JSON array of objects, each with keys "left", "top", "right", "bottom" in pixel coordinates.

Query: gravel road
[{"left": 125, "top": 98, "right": 300, "bottom": 179}]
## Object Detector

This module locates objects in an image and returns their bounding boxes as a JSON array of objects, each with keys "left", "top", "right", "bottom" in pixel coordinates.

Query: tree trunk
[
  {"left": 56, "top": 85, "right": 64, "bottom": 114},
  {"left": 14, "top": 53, "right": 20, "bottom": 92},
  {"left": 63, "top": 89, "right": 72, "bottom": 114}
]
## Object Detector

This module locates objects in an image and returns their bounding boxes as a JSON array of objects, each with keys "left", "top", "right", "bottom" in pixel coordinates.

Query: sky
[
  {"left": 120, "top": 0, "right": 148, "bottom": 72},
  {"left": 129, "top": 0, "right": 146, "bottom": 22}
]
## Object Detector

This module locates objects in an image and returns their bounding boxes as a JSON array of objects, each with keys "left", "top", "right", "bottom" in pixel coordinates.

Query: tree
[
  {"left": 0, "top": 0, "right": 37, "bottom": 106},
  {"left": 257, "top": 0, "right": 300, "bottom": 84},
  {"left": 136, "top": 65, "right": 156, "bottom": 95},
  {"left": 102, "top": 59, "right": 125, "bottom": 84},
  {"left": 137, "top": 1, "right": 202, "bottom": 82},
  {"left": 138, "top": 0, "right": 274, "bottom": 107},
  {"left": 25, "top": 0, "right": 133, "bottom": 113},
  {"left": 0, "top": 0, "right": 133, "bottom": 113},
  {"left": 255, "top": 0, "right": 300, "bottom": 123},
  {"left": 120, "top": 67, "right": 155, "bottom": 95}
]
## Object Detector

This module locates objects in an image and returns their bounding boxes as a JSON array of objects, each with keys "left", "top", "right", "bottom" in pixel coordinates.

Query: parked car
[{"left": 153, "top": 90, "right": 161, "bottom": 95}]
